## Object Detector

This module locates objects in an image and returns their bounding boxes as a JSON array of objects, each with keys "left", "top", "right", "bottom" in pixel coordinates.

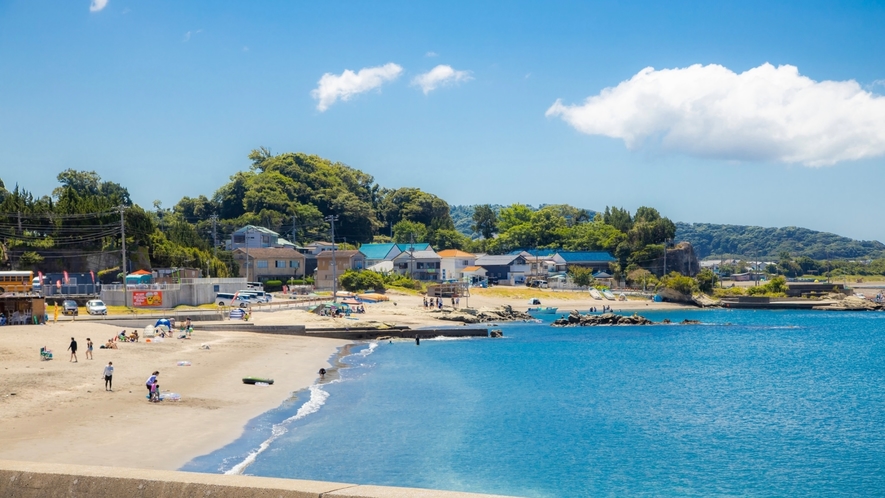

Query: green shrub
[
  {"left": 264, "top": 279, "right": 283, "bottom": 292},
  {"left": 339, "top": 270, "right": 386, "bottom": 292}
]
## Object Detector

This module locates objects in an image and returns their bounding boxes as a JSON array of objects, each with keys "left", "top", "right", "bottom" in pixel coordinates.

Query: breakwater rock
[
  {"left": 553, "top": 311, "right": 654, "bottom": 327},
  {"left": 812, "top": 295, "right": 883, "bottom": 311},
  {"left": 435, "top": 305, "right": 533, "bottom": 324}
]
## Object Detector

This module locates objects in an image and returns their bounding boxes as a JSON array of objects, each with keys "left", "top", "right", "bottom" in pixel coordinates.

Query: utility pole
[
  {"left": 119, "top": 205, "right": 127, "bottom": 308},
  {"left": 210, "top": 214, "right": 218, "bottom": 259},
  {"left": 409, "top": 232, "right": 416, "bottom": 278},
  {"left": 245, "top": 226, "right": 251, "bottom": 283},
  {"left": 292, "top": 215, "right": 297, "bottom": 246},
  {"left": 325, "top": 215, "right": 339, "bottom": 302}
]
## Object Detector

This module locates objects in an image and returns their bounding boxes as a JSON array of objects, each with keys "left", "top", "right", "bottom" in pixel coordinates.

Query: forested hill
[{"left": 675, "top": 222, "right": 885, "bottom": 260}]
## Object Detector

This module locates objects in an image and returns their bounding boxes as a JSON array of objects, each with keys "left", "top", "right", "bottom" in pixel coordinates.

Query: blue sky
[{"left": 1, "top": 0, "right": 883, "bottom": 241}]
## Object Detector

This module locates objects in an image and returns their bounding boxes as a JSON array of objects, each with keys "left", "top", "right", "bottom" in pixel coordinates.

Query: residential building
[
  {"left": 550, "top": 251, "right": 616, "bottom": 273},
  {"left": 232, "top": 248, "right": 305, "bottom": 282},
  {"left": 475, "top": 254, "right": 530, "bottom": 285},
  {"left": 392, "top": 249, "right": 441, "bottom": 281},
  {"left": 315, "top": 250, "right": 365, "bottom": 289},
  {"left": 437, "top": 249, "right": 477, "bottom": 281},
  {"left": 359, "top": 243, "right": 402, "bottom": 267},
  {"left": 227, "top": 225, "right": 296, "bottom": 251},
  {"left": 396, "top": 242, "right": 431, "bottom": 253},
  {"left": 303, "top": 241, "right": 338, "bottom": 256}
]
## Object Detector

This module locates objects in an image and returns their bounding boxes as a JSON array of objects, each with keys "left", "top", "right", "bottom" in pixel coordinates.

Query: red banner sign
[{"left": 132, "top": 291, "right": 163, "bottom": 307}]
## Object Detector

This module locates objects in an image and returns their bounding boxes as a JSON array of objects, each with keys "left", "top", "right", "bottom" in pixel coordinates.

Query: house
[
  {"left": 396, "top": 243, "right": 431, "bottom": 253},
  {"left": 232, "top": 248, "right": 306, "bottom": 282},
  {"left": 437, "top": 249, "right": 477, "bottom": 281},
  {"left": 359, "top": 243, "right": 402, "bottom": 267},
  {"left": 515, "top": 250, "right": 557, "bottom": 277},
  {"left": 475, "top": 254, "right": 530, "bottom": 285},
  {"left": 551, "top": 251, "right": 616, "bottom": 273},
  {"left": 461, "top": 265, "right": 488, "bottom": 286},
  {"left": 303, "top": 241, "right": 338, "bottom": 256},
  {"left": 315, "top": 250, "right": 365, "bottom": 289},
  {"left": 392, "top": 249, "right": 441, "bottom": 281},
  {"left": 227, "top": 225, "right": 297, "bottom": 251}
]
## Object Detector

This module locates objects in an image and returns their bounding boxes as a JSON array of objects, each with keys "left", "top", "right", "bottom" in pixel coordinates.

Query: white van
[
  {"left": 238, "top": 289, "right": 271, "bottom": 303},
  {"left": 215, "top": 292, "right": 252, "bottom": 308}
]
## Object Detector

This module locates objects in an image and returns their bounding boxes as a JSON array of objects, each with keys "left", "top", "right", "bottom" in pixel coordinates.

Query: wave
[
  {"left": 425, "top": 335, "right": 475, "bottom": 341},
  {"left": 224, "top": 384, "right": 330, "bottom": 475}
]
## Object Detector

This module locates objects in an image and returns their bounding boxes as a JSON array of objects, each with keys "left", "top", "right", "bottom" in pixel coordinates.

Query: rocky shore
[
  {"left": 433, "top": 305, "right": 534, "bottom": 324},
  {"left": 553, "top": 311, "right": 655, "bottom": 326}
]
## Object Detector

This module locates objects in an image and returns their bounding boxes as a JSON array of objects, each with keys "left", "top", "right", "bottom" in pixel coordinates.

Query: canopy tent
[
  {"left": 126, "top": 270, "right": 152, "bottom": 284},
  {"left": 341, "top": 298, "right": 362, "bottom": 305}
]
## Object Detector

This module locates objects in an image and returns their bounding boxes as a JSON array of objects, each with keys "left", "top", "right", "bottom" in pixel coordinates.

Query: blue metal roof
[
  {"left": 396, "top": 243, "right": 431, "bottom": 252},
  {"left": 359, "top": 243, "right": 398, "bottom": 260},
  {"left": 556, "top": 251, "right": 616, "bottom": 262}
]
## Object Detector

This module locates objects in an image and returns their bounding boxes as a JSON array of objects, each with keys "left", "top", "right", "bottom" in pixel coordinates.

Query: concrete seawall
[{"left": 0, "top": 460, "right": 518, "bottom": 498}]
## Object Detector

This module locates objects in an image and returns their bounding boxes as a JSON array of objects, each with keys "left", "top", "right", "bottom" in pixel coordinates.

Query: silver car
[{"left": 86, "top": 299, "right": 108, "bottom": 315}]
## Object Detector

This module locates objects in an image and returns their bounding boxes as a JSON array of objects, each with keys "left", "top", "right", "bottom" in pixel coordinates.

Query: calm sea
[{"left": 182, "top": 309, "right": 885, "bottom": 497}]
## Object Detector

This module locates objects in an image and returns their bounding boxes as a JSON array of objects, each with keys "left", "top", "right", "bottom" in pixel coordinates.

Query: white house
[{"left": 437, "top": 249, "right": 477, "bottom": 281}]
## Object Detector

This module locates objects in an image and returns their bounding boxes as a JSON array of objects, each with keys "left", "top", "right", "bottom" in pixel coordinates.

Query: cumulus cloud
[
  {"left": 546, "top": 63, "right": 885, "bottom": 166},
  {"left": 90, "top": 0, "right": 108, "bottom": 12},
  {"left": 412, "top": 65, "right": 472, "bottom": 95},
  {"left": 311, "top": 63, "right": 403, "bottom": 112}
]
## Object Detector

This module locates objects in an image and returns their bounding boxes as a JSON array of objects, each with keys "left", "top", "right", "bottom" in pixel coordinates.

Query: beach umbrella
[{"left": 155, "top": 318, "right": 171, "bottom": 328}]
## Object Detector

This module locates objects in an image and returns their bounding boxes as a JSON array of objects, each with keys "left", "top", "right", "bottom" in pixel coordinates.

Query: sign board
[{"left": 132, "top": 291, "right": 163, "bottom": 307}]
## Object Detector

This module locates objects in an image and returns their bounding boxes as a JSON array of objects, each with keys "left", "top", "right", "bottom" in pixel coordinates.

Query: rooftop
[{"left": 437, "top": 249, "right": 475, "bottom": 258}]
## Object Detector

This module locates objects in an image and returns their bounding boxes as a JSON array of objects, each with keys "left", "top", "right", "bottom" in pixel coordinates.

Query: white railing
[{"left": 102, "top": 283, "right": 181, "bottom": 291}]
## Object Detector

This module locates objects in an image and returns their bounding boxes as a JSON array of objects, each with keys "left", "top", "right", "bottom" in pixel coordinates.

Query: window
[
  {"left": 233, "top": 234, "right": 245, "bottom": 243},
  {"left": 417, "top": 262, "right": 425, "bottom": 269},
  {"left": 462, "top": 260, "right": 470, "bottom": 266},
  {"left": 257, "top": 260, "right": 268, "bottom": 269},
  {"left": 289, "top": 260, "right": 300, "bottom": 268},
  {"left": 275, "top": 260, "right": 286, "bottom": 268}
]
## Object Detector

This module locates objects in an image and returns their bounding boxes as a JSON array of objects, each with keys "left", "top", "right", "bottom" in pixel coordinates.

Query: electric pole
[
  {"left": 325, "top": 215, "right": 339, "bottom": 302},
  {"left": 292, "top": 215, "right": 297, "bottom": 246},
  {"left": 210, "top": 214, "right": 218, "bottom": 259},
  {"left": 120, "top": 205, "right": 127, "bottom": 308}
]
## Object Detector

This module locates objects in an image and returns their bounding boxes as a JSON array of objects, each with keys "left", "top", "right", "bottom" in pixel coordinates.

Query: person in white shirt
[{"left": 103, "top": 362, "right": 114, "bottom": 391}]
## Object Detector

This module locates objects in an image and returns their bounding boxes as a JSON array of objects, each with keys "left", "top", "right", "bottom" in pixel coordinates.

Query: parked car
[
  {"left": 61, "top": 299, "right": 79, "bottom": 316},
  {"left": 237, "top": 289, "right": 271, "bottom": 303},
  {"left": 215, "top": 292, "right": 252, "bottom": 308},
  {"left": 86, "top": 299, "right": 108, "bottom": 315}
]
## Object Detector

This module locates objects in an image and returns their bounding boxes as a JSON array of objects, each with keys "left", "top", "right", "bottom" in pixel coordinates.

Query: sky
[{"left": 1, "top": 0, "right": 884, "bottom": 241}]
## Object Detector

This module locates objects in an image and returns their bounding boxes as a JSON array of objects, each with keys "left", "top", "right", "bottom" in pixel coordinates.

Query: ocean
[{"left": 182, "top": 309, "right": 885, "bottom": 497}]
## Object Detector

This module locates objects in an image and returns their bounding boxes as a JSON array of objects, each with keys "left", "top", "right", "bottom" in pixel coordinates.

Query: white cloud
[
  {"left": 546, "top": 63, "right": 885, "bottom": 166},
  {"left": 183, "top": 29, "right": 202, "bottom": 42},
  {"left": 412, "top": 65, "right": 472, "bottom": 95},
  {"left": 89, "top": 0, "right": 108, "bottom": 12},
  {"left": 311, "top": 63, "right": 403, "bottom": 112},
  {"left": 425, "top": 51, "right": 438, "bottom": 57}
]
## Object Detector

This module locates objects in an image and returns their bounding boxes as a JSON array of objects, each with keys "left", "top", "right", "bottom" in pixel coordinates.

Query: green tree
[
  {"left": 568, "top": 265, "right": 595, "bottom": 288},
  {"left": 696, "top": 268, "right": 718, "bottom": 294},
  {"left": 392, "top": 220, "right": 428, "bottom": 244},
  {"left": 471, "top": 204, "right": 498, "bottom": 239}
]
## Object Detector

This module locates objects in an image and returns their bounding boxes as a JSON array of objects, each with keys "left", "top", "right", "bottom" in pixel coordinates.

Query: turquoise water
[{"left": 183, "top": 309, "right": 885, "bottom": 497}]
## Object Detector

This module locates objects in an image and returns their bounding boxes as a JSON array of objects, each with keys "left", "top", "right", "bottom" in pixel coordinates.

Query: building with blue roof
[
  {"left": 359, "top": 243, "right": 402, "bottom": 267},
  {"left": 551, "top": 251, "right": 616, "bottom": 273}
]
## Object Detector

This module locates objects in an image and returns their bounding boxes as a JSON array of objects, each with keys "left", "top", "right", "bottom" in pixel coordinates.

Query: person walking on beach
[
  {"left": 86, "top": 338, "right": 94, "bottom": 360},
  {"left": 103, "top": 361, "right": 114, "bottom": 391},
  {"left": 53, "top": 302, "right": 59, "bottom": 323},
  {"left": 68, "top": 337, "right": 78, "bottom": 362},
  {"left": 146, "top": 371, "right": 159, "bottom": 400}
]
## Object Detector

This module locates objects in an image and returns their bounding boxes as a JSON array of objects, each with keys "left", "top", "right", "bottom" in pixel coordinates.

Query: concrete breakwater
[{"left": 0, "top": 460, "right": 518, "bottom": 498}]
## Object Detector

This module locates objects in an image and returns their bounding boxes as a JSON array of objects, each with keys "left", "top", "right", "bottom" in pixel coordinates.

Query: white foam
[
  {"left": 356, "top": 342, "right": 378, "bottom": 357},
  {"left": 224, "top": 384, "right": 330, "bottom": 475},
  {"left": 425, "top": 335, "right": 473, "bottom": 341}
]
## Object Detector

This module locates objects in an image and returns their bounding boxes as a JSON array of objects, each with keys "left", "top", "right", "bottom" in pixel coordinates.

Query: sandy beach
[{"left": 0, "top": 289, "right": 691, "bottom": 475}]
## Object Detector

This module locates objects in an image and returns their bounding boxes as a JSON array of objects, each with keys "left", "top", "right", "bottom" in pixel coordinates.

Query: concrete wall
[
  {"left": 101, "top": 279, "right": 248, "bottom": 307},
  {"left": 0, "top": 460, "right": 517, "bottom": 498}
]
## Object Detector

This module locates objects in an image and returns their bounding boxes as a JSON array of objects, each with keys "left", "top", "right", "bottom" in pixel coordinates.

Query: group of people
[
  {"left": 62, "top": 335, "right": 164, "bottom": 400},
  {"left": 587, "top": 305, "right": 612, "bottom": 313},
  {"left": 66, "top": 337, "right": 94, "bottom": 362},
  {"left": 423, "top": 296, "right": 459, "bottom": 309}
]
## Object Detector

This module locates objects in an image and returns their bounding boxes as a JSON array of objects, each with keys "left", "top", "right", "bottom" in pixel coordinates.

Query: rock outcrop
[
  {"left": 812, "top": 295, "right": 883, "bottom": 311},
  {"left": 692, "top": 294, "right": 720, "bottom": 308},
  {"left": 435, "top": 305, "right": 533, "bottom": 324},
  {"left": 553, "top": 311, "right": 654, "bottom": 327}
]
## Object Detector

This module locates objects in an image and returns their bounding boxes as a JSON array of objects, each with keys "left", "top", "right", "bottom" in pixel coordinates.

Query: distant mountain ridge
[
  {"left": 451, "top": 205, "right": 884, "bottom": 260},
  {"left": 675, "top": 222, "right": 884, "bottom": 260}
]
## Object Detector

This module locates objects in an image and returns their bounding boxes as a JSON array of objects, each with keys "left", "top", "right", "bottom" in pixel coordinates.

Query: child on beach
[
  {"left": 146, "top": 371, "right": 159, "bottom": 401},
  {"left": 103, "top": 362, "right": 114, "bottom": 391},
  {"left": 150, "top": 380, "right": 159, "bottom": 402}
]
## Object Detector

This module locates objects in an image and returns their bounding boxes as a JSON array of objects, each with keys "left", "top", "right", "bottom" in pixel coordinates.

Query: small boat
[
  {"left": 242, "top": 377, "right": 274, "bottom": 385},
  {"left": 527, "top": 307, "right": 558, "bottom": 314},
  {"left": 602, "top": 290, "right": 616, "bottom": 300},
  {"left": 589, "top": 289, "right": 603, "bottom": 300}
]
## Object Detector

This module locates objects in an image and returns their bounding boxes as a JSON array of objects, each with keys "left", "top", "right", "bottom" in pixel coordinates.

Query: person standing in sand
[
  {"left": 103, "top": 361, "right": 114, "bottom": 391},
  {"left": 146, "top": 371, "right": 159, "bottom": 399},
  {"left": 85, "top": 338, "right": 94, "bottom": 360},
  {"left": 68, "top": 337, "right": 78, "bottom": 362},
  {"left": 53, "top": 302, "right": 59, "bottom": 323}
]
